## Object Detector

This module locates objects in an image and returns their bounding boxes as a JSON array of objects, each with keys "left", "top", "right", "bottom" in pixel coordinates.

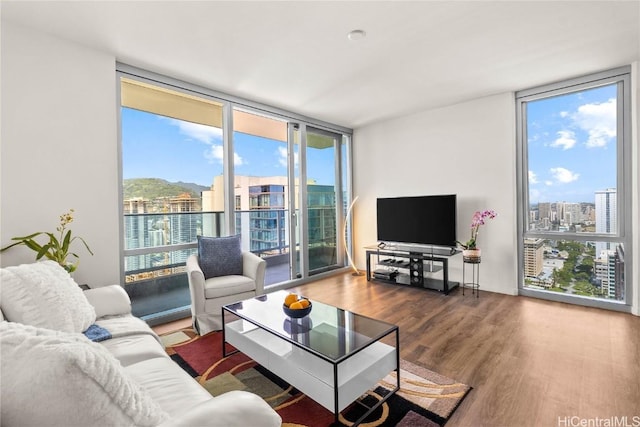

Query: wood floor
[{"left": 156, "top": 272, "right": 640, "bottom": 426}]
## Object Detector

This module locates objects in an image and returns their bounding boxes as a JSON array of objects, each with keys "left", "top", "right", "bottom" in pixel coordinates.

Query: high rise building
[
  {"left": 564, "top": 203, "right": 581, "bottom": 225},
  {"left": 167, "top": 193, "right": 202, "bottom": 265},
  {"left": 538, "top": 202, "right": 551, "bottom": 222},
  {"left": 123, "top": 198, "right": 152, "bottom": 272},
  {"left": 614, "top": 244, "right": 625, "bottom": 300},
  {"left": 202, "top": 175, "right": 336, "bottom": 258},
  {"left": 523, "top": 238, "right": 544, "bottom": 278},
  {"left": 595, "top": 188, "right": 616, "bottom": 258}
]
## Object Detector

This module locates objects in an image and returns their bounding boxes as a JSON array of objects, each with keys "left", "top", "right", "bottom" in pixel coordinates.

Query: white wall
[
  {"left": 353, "top": 93, "right": 518, "bottom": 295},
  {"left": 353, "top": 80, "right": 639, "bottom": 315},
  {"left": 1, "top": 21, "right": 120, "bottom": 286}
]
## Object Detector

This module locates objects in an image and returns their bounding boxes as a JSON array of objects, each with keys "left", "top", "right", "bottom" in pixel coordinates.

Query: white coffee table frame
[{"left": 222, "top": 293, "right": 400, "bottom": 426}]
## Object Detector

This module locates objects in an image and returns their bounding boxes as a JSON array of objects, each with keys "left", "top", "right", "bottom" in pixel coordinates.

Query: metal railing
[{"left": 122, "top": 208, "right": 339, "bottom": 319}]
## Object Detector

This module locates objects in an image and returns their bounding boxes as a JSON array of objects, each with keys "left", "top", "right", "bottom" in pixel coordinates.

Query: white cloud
[
  {"left": 278, "top": 146, "right": 287, "bottom": 167},
  {"left": 205, "top": 145, "right": 244, "bottom": 166},
  {"left": 550, "top": 130, "right": 576, "bottom": 150},
  {"left": 559, "top": 111, "right": 569, "bottom": 118},
  {"left": 277, "top": 146, "right": 298, "bottom": 168},
  {"left": 529, "top": 171, "right": 539, "bottom": 184},
  {"left": 163, "top": 118, "right": 245, "bottom": 165},
  {"left": 549, "top": 167, "right": 579, "bottom": 184},
  {"left": 572, "top": 98, "right": 616, "bottom": 148},
  {"left": 545, "top": 180, "right": 553, "bottom": 186},
  {"left": 165, "top": 118, "right": 223, "bottom": 144}
]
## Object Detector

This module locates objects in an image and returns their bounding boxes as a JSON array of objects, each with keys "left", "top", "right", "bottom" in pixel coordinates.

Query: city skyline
[{"left": 527, "top": 83, "right": 617, "bottom": 204}]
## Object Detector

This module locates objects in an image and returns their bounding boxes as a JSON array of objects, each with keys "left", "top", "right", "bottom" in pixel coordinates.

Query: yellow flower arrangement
[{"left": 1, "top": 209, "right": 93, "bottom": 273}]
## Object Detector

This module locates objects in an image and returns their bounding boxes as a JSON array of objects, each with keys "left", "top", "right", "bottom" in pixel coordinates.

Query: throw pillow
[
  {"left": 0, "top": 321, "right": 169, "bottom": 427},
  {"left": 197, "top": 235, "right": 243, "bottom": 279},
  {"left": 0, "top": 260, "right": 96, "bottom": 332}
]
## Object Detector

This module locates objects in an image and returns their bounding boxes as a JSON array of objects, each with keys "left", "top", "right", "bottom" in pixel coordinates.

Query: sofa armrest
[
  {"left": 242, "top": 251, "right": 266, "bottom": 295},
  {"left": 83, "top": 285, "right": 131, "bottom": 318},
  {"left": 158, "top": 391, "right": 281, "bottom": 427}
]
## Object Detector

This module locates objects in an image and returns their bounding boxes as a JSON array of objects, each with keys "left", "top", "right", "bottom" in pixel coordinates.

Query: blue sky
[
  {"left": 122, "top": 108, "right": 336, "bottom": 187},
  {"left": 527, "top": 84, "right": 617, "bottom": 204}
]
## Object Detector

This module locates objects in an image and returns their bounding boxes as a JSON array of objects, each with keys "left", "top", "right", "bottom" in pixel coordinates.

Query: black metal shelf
[{"left": 365, "top": 247, "right": 459, "bottom": 295}]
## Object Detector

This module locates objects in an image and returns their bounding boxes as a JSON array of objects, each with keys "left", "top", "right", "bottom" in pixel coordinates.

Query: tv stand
[{"left": 365, "top": 245, "right": 460, "bottom": 295}]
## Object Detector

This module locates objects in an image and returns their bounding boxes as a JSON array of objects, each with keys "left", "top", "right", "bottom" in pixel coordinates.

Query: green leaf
[
  {"left": 36, "top": 244, "right": 52, "bottom": 260},
  {"left": 22, "top": 239, "right": 44, "bottom": 253},
  {"left": 62, "top": 230, "right": 72, "bottom": 253},
  {"left": 10, "top": 232, "right": 45, "bottom": 241},
  {"left": 77, "top": 236, "right": 94, "bottom": 255}
]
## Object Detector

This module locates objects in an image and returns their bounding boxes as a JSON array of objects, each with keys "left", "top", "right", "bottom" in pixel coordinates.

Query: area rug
[{"left": 161, "top": 328, "right": 471, "bottom": 426}]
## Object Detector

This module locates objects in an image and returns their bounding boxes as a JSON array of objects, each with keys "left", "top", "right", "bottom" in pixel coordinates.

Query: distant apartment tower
[
  {"left": 595, "top": 245, "right": 626, "bottom": 300},
  {"left": 614, "top": 245, "right": 625, "bottom": 300},
  {"left": 167, "top": 193, "right": 202, "bottom": 265},
  {"left": 523, "top": 238, "right": 544, "bottom": 277},
  {"left": 307, "top": 185, "right": 337, "bottom": 247},
  {"left": 123, "top": 197, "right": 151, "bottom": 272},
  {"left": 595, "top": 188, "right": 616, "bottom": 258},
  {"left": 564, "top": 203, "right": 581, "bottom": 225},
  {"left": 538, "top": 202, "right": 551, "bottom": 221},
  {"left": 248, "top": 184, "right": 286, "bottom": 253}
]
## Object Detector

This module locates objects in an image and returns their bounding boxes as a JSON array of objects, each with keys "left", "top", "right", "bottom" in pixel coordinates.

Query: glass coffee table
[{"left": 222, "top": 290, "right": 400, "bottom": 426}]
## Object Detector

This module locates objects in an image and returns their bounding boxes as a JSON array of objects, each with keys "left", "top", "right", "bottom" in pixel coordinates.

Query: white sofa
[{"left": 0, "top": 261, "right": 281, "bottom": 427}]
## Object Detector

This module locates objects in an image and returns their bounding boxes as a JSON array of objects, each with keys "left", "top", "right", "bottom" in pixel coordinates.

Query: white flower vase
[{"left": 462, "top": 248, "right": 481, "bottom": 263}]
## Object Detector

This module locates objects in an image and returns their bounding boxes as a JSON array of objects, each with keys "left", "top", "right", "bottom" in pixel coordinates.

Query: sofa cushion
[
  {"left": 0, "top": 321, "right": 169, "bottom": 427},
  {"left": 0, "top": 261, "right": 96, "bottom": 332},
  {"left": 83, "top": 284, "right": 132, "bottom": 318},
  {"left": 197, "top": 235, "right": 243, "bottom": 279},
  {"left": 125, "top": 357, "right": 213, "bottom": 420}
]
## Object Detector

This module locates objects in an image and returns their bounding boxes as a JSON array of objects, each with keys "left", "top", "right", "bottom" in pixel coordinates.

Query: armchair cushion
[
  {"left": 197, "top": 235, "right": 243, "bottom": 279},
  {"left": 204, "top": 275, "right": 256, "bottom": 299},
  {"left": 0, "top": 260, "right": 96, "bottom": 333}
]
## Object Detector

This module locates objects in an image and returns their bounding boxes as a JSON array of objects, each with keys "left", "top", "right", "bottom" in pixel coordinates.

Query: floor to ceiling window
[
  {"left": 120, "top": 77, "right": 225, "bottom": 322},
  {"left": 118, "top": 66, "right": 353, "bottom": 324},
  {"left": 516, "top": 67, "right": 632, "bottom": 310}
]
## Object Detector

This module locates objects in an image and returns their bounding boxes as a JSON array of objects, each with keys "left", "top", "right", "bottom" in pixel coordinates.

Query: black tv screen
[{"left": 376, "top": 194, "right": 457, "bottom": 247}]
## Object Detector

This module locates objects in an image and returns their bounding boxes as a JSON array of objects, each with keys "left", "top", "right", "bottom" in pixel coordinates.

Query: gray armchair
[{"left": 186, "top": 252, "right": 266, "bottom": 335}]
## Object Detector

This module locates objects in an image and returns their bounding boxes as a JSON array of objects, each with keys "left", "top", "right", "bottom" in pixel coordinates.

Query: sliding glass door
[
  {"left": 118, "top": 66, "right": 353, "bottom": 324},
  {"left": 305, "top": 126, "right": 344, "bottom": 275}
]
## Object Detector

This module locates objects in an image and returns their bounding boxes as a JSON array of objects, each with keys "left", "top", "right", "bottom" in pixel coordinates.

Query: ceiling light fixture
[{"left": 347, "top": 29, "right": 366, "bottom": 41}]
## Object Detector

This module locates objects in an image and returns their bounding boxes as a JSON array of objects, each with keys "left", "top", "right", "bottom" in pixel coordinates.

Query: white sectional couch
[{"left": 0, "top": 261, "right": 281, "bottom": 427}]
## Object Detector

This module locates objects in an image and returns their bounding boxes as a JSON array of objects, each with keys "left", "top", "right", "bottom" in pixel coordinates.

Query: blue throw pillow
[{"left": 197, "top": 235, "right": 243, "bottom": 279}]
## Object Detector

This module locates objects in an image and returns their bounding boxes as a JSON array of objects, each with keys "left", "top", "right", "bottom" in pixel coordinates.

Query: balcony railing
[{"left": 122, "top": 208, "right": 339, "bottom": 322}]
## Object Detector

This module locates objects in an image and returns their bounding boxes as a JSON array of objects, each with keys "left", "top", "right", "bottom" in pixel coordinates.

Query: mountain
[{"left": 123, "top": 178, "right": 208, "bottom": 200}]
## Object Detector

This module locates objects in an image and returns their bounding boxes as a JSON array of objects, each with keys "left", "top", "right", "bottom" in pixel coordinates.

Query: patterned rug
[{"left": 161, "top": 329, "right": 471, "bottom": 426}]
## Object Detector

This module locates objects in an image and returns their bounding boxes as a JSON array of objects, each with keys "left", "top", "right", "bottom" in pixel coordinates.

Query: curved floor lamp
[{"left": 344, "top": 196, "right": 364, "bottom": 276}]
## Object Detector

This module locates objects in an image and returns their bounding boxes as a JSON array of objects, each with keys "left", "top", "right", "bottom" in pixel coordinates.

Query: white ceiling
[{"left": 2, "top": 1, "right": 639, "bottom": 129}]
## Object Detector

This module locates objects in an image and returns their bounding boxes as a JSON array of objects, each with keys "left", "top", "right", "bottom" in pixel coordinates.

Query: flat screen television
[{"left": 376, "top": 194, "right": 457, "bottom": 248}]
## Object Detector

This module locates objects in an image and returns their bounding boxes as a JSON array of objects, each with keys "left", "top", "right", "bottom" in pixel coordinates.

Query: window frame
[
  {"left": 515, "top": 66, "right": 633, "bottom": 311},
  {"left": 116, "top": 63, "right": 355, "bottom": 324}
]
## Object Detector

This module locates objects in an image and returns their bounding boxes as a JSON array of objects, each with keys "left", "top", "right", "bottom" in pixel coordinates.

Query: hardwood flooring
[{"left": 156, "top": 272, "right": 640, "bottom": 426}]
